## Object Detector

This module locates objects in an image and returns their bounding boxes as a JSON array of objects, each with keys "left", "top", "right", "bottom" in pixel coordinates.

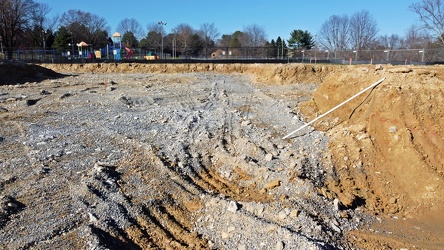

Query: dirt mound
[
  {"left": 299, "top": 64, "right": 444, "bottom": 248},
  {"left": 40, "top": 62, "right": 331, "bottom": 84},
  {"left": 0, "top": 61, "right": 61, "bottom": 85}
]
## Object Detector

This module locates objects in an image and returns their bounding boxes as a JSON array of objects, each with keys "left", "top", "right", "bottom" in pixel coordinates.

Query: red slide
[{"left": 124, "top": 46, "right": 133, "bottom": 59}]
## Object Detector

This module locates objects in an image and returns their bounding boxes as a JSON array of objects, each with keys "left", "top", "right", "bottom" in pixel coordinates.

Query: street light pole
[
  {"left": 69, "top": 31, "right": 74, "bottom": 59},
  {"left": 314, "top": 35, "right": 317, "bottom": 62},
  {"left": 173, "top": 29, "right": 177, "bottom": 59},
  {"left": 0, "top": 35, "right": 3, "bottom": 58},
  {"left": 42, "top": 30, "right": 46, "bottom": 61},
  {"left": 333, "top": 28, "right": 338, "bottom": 59},
  {"left": 158, "top": 21, "right": 167, "bottom": 59}
]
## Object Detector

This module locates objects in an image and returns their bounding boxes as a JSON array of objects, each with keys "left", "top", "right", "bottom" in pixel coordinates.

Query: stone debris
[
  {"left": 227, "top": 201, "right": 240, "bottom": 213},
  {"left": 264, "top": 179, "right": 281, "bottom": 190}
]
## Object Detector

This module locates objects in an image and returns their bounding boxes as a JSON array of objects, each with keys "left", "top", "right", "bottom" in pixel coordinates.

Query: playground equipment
[
  {"left": 144, "top": 51, "right": 159, "bottom": 60},
  {"left": 77, "top": 41, "right": 94, "bottom": 59},
  {"left": 94, "top": 32, "right": 134, "bottom": 60}
]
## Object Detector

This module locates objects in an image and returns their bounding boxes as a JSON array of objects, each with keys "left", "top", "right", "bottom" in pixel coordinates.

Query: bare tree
[
  {"left": 402, "top": 24, "right": 431, "bottom": 49},
  {"left": 349, "top": 10, "right": 378, "bottom": 51},
  {"left": 378, "top": 34, "right": 402, "bottom": 50},
  {"left": 410, "top": 0, "right": 444, "bottom": 45},
  {"left": 0, "top": 0, "right": 37, "bottom": 58},
  {"left": 28, "top": 3, "right": 59, "bottom": 48},
  {"left": 174, "top": 23, "right": 194, "bottom": 54},
  {"left": 117, "top": 18, "right": 143, "bottom": 39},
  {"left": 241, "top": 24, "right": 267, "bottom": 47},
  {"left": 145, "top": 22, "right": 164, "bottom": 35},
  {"left": 318, "top": 14, "right": 350, "bottom": 57},
  {"left": 198, "top": 23, "right": 220, "bottom": 46},
  {"left": 61, "top": 10, "right": 109, "bottom": 49}
]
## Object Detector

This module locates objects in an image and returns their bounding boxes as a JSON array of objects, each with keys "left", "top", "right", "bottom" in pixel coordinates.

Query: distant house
[{"left": 211, "top": 49, "right": 224, "bottom": 59}]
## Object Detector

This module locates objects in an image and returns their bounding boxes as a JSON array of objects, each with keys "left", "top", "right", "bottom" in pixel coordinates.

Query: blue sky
[{"left": 40, "top": 0, "right": 420, "bottom": 41}]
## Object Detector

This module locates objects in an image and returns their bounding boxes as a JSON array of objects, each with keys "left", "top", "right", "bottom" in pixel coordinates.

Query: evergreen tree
[
  {"left": 268, "top": 39, "right": 276, "bottom": 58},
  {"left": 287, "top": 30, "right": 314, "bottom": 50},
  {"left": 53, "top": 26, "right": 72, "bottom": 53},
  {"left": 122, "top": 31, "right": 138, "bottom": 48}
]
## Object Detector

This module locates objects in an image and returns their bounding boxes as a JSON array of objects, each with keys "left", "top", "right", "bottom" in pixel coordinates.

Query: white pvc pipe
[{"left": 282, "top": 77, "right": 386, "bottom": 140}]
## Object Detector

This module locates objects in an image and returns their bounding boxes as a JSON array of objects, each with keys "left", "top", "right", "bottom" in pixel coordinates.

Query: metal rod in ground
[{"left": 282, "top": 77, "right": 386, "bottom": 140}]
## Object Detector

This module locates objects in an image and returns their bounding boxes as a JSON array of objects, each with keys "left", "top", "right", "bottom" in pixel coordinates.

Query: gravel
[{"left": 0, "top": 72, "right": 373, "bottom": 249}]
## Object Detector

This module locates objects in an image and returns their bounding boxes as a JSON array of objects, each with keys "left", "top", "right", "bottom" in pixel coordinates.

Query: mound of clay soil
[
  {"left": 0, "top": 62, "right": 61, "bottom": 85},
  {"left": 299, "top": 64, "right": 444, "bottom": 249}
]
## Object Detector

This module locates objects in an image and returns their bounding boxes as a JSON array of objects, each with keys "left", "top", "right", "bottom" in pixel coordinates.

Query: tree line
[{"left": 1, "top": 0, "right": 443, "bottom": 60}]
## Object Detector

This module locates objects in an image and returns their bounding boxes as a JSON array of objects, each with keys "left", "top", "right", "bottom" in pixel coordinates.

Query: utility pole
[
  {"left": 42, "top": 30, "right": 46, "bottom": 61},
  {"left": 173, "top": 29, "right": 177, "bottom": 59},
  {"left": 158, "top": 21, "right": 167, "bottom": 59},
  {"left": 333, "top": 28, "right": 338, "bottom": 59},
  {"left": 0, "top": 35, "right": 3, "bottom": 59}
]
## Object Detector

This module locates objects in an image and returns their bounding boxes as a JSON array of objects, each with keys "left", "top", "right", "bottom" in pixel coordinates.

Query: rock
[
  {"left": 389, "top": 197, "right": 397, "bottom": 204},
  {"left": 339, "top": 211, "right": 349, "bottom": 219},
  {"left": 40, "top": 89, "right": 51, "bottom": 95},
  {"left": 337, "top": 192, "right": 357, "bottom": 208},
  {"left": 278, "top": 210, "right": 288, "bottom": 220},
  {"left": 237, "top": 245, "right": 247, "bottom": 250},
  {"left": 256, "top": 205, "right": 265, "bottom": 216},
  {"left": 290, "top": 209, "right": 300, "bottom": 218},
  {"left": 375, "top": 64, "right": 383, "bottom": 71},
  {"left": 88, "top": 212, "right": 98, "bottom": 222},
  {"left": 389, "top": 126, "right": 397, "bottom": 133},
  {"left": 241, "top": 120, "right": 251, "bottom": 126},
  {"left": 264, "top": 179, "right": 281, "bottom": 190},
  {"left": 221, "top": 232, "right": 229, "bottom": 239},
  {"left": 227, "top": 201, "right": 239, "bottom": 213},
  {"left": 330, "top": 221, "right": 341, "bottom": 233},
  {"left": 264, "top": 153, "right": 273, "bottom": 161},
  {"left": 333, "top": 198, "right": 341, "bottom": 211},
  {"left": 275, "top": 241, "right": 285, "bottom": 250}
]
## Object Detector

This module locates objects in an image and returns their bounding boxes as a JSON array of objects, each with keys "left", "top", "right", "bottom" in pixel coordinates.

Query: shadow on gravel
[
  {"left": 0, "top": 196, "right": 26, "bottom": 229},
  {"left": 90, "top": 225, "right": 142, "bottom": 250},
  {"left": 0, "top": 61, "right": 66, "bottom": 85}
]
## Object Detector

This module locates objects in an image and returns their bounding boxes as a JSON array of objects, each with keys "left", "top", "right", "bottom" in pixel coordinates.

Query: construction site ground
[{"left": 0, "top": 61, "right": 443, "bottom": 249}]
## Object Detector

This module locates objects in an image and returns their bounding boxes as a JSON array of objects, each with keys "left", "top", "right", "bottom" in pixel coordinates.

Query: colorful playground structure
[{"left": 94, "top": 32, "right": 134, "bottom": 60}]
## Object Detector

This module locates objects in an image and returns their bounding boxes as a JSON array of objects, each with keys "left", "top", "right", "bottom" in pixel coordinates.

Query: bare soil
[{"left": 0, "top": 62, "right": 443, "bottom": 249}]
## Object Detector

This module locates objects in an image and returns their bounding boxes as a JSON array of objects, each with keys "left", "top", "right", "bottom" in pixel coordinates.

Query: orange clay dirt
[{"left": 2, "top": 62, "right": 443, "bottom": 249}]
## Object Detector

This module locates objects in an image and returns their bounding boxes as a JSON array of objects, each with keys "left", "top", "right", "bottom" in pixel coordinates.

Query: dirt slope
[{"left": 299, "top": 64, "right": 444, "bottom": 248}]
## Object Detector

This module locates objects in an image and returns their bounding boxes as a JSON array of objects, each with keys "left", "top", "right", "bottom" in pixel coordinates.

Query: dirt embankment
[
  {"left": 11, "top": 62, "right": 444, "bottom": 248},
  {"left": 299, "top": 65, "right": 444, "bottom": 248}
]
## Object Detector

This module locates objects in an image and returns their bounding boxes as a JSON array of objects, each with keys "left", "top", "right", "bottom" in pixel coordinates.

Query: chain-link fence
[{"left": 1, "top": 46, "right": 443, "bottom": 64}]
